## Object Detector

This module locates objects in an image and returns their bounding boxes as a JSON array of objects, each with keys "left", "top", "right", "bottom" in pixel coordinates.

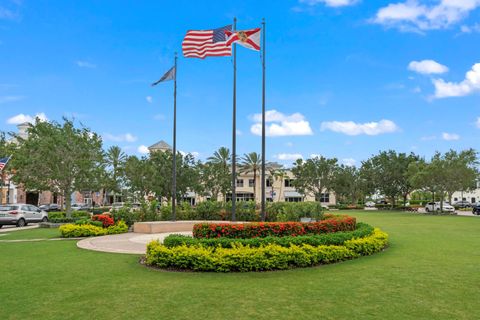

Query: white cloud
[
  {"left": 276, "top": 153, "right": 303, "bottom": 161},
  {"left": 76, "top": 60, "right": 96, "bottom": 68},
  {"left": 342, "top": 158, "right": 356, "bottom": 166},
  {"left": 461, "top": 23, "right": 480, "bottom": 33},
  {"left": 442, "top": 132, "right": 460, "bottom": 141},
  {"left": 299, "top": 0, "right": 359, "bottom": 7},
  {"left": 250, "top": 110, "right": 313, "bottom": 137},
  {"left": 0, "top": 95, "right": 24, "bottom": 104},
  {"left": 137, "top": 145, "right": 150, "bottom": 154},
  {"left": 476, "top": 117, "right": 480, "bottom": 128},
  {"left": 320, "top": 119, "right": 399, "bottom": 136},
  {"left": 432, "top": 63, "right": 480, "bottom": 98},
  {"left": 372, "top": 0, "right": 480, "bottom": 32},
  {"left": 408, "top": 60, "right": 449, "bottom": 74},
  {"left": 146, "top": 96, "right": 153, "bottom": 103},
  {"left": 103, "top": 133, "right": 138, "bottom": 143},
  {"left": 7, "top": 112, "right": 48, "bottom": 124}
]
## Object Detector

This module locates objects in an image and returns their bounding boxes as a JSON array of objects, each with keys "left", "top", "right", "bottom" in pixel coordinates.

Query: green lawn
[
  {"left": 0, "top": 227, "right": 61, "bottom": 240},
  {"left": 0, "top": 211, "right": 479, "bottom": 320}
]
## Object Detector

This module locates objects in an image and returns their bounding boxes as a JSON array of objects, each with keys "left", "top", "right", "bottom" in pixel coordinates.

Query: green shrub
[
  {"left": 72, "top": 211, "right": 91, "bottom": 218},
  {"left": 75, "top": 219, "right": 103, "bottom": 228},
  {"left": 195, "top": 201, "right": 224, "bottom": 220},
  {"left": 164, "top": 222, "right": 374, "bottom": 248},
  {"left": 146, "top": 228, "right": 388, "bottom": 272},
  {"left": 48, "top": 212, "right": 65, "bottom": 219},
  {"left": 137, "top": 200, "right": 160, "bottom": 221},
  {"left": 60, "top": 221, "right": 129, "bottom": 238},
  {"left": 92, "top": 207, "right": 111, "bottom": 214},
  {"left": 48, "top": 217, "right": 77, "bottom": 223},
  {"left": 111, "top": 206, "right": 137, "bottom": 226},
  {"left": 266, "top": 202, "right": 324, "bottom": 222},
  {"left": 106, "top": 221, "right": 128, "bottom": 234}
]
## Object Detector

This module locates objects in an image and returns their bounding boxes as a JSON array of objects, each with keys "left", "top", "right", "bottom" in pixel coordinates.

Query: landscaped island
[{"left": 145, "top": 214, "right": 388, "bottom": 272}]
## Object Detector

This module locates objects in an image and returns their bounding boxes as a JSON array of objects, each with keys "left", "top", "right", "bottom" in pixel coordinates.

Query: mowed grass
[
  {"left": 0, "top": 227, "right": 61, "bottom": 240},
  {"left": 0, "top": 211, "right": 479, "bottom": 320}
]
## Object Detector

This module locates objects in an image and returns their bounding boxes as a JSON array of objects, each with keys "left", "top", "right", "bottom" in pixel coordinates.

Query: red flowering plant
[
  {"left": 193, "top": 216, "right": 356, "bottom": 239},
  {"left": 92, "top": 214, "right": 115, "bottom": 228}
]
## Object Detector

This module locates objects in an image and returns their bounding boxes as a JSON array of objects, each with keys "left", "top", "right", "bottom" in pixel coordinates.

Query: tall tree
[
  {"left": 333, "top": 165, "right": 364, "bottom": 205},
  {"left": 206, "top": 147, "right": 231, "bottom": 201},
  {"left": 11, "top": 119, "right": 104, "bottom": 215},
  {"left": 361, "top": 151, "right": 419, "bottom": 207},
  {"left": 149, "top": 150, "right": 200, "bottom": 202},
  {"left": 291, "top": 156, "right": 339, "bottom": 202},
  {"left": 239, "top": 152, "right": 262, "bottom": 203},
  {"left": 105, "top": 145, "right": 126, "bottom": 203},
  {"left": 124, "top": 155, "right": 153, "bottom": 200}
]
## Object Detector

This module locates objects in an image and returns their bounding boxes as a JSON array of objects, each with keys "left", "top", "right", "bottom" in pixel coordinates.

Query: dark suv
[{"left": 472, "top": 203, "right": 480, "bottom": 215}]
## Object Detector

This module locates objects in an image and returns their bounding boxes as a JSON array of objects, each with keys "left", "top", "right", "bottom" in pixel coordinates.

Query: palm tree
[
  {"left": 240, "top": 152, "right": 262, "bottom": 203},
  {"left": 207, "top": 147, "right": 231, "bottom": 171},
  {"left": 106, "top": 146, "right": 126, "bottom": 203},
  {"left": 267, "top": 165, "right": 285, "bottom": 202},
  {"left": 274, "top": 169, "right": 288, "bottom": 202}
]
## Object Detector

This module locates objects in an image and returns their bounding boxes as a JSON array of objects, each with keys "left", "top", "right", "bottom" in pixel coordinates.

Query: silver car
[{"left": 0, "top": 204, "right": 48, "bottom": 228}]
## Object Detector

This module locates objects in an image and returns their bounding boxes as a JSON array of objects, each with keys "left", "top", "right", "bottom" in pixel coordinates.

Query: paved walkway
[{"left": 77, "top": 231, "right": 192, "bottom": 255}]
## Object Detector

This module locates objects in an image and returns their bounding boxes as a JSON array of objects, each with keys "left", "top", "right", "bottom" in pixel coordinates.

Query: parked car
[
  {"left": 472, "top": 203, "right": 480, "bottom": 215},
  {"left": 39, "top": 203, "right": 60, "bottom": 212},
  {"left": 0, "top": 204, "right": 48, "bottom": 228},
  {"left": 365, "top": 201, "right": 376, "bottom": 208},
  {"left": 425, "top": 202, "right": 455, "bottom": 213},
  {"left": 453, "top": 200, "right": 472, "bottom": 208}
]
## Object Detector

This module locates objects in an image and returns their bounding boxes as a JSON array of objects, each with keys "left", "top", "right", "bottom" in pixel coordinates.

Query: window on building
[
  {"left": 317, "top": 193, "right": 330, "bottom": 203},
  {"left": 454, "top": 197, "right": 458, "bottom": 202},
  {"left": 285, "top": 197, "right": 303, "bottom": 202},
  {"left": 226, "top": 193, "right": 254, "bottom": 202},
  {"left": 248, "top": 179, "right": 255, "bottom": 187},
  {"left": 284, "top": 179, "right": 294, "bottom": 187},
  {"left": 236, "top": 179, "right": 244, "bottom": 187},
  {"left": 472, "top": 197, "right": 476, "bottom": 204},
  {"left": 266, "top": 179, "right": 273, "bottom": 187}
]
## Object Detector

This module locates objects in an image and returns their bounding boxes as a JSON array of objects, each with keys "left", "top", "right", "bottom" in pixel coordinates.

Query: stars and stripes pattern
[
  {"left": 0, "top": 156, "right": 10, "bottom": 171},
  {"left": 225, "top": 28, "right": 261, "bottom": 51},
  {"left": 182, "top": 25, "right": 232, "bottom": 59}
]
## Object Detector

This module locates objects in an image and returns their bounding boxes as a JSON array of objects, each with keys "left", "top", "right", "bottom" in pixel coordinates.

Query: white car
[
  {"left": 365, "top": 201, "right": 376, "bottom": 207},
  {"left": 0, "top": 204, "right": 48, "bottom": 228},
  {"left": 425, "top": 202, "right": 455, "bottom": 213}
]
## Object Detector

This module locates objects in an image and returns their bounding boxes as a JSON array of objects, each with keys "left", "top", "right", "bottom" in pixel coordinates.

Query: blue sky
[{"left": 1, "top": 0, "right": 479, "bottom": 166}]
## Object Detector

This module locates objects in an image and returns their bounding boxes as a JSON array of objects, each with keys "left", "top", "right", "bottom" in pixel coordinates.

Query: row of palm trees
[{"left": 105, "top": 145, "right": 289, "bottom": 203}]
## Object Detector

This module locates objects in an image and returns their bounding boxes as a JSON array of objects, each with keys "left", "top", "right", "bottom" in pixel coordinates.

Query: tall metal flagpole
[
  {"left": 261, "top": 18, "right": 266, "bottom": 221},
  {"left": 231, "top": 18, "right": 237, "bottom": 222},
  {"left": 172, "top": 52, "right": 178, "bottom": 221}
]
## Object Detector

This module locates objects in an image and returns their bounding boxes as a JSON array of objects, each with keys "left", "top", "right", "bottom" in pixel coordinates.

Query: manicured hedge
[
  {"left": 164, "top": 222, "right": 374, "bottom": 248},
  {"left": 59, "top": 221, "right": 128, "bottom": 237},
  {"left": 193, "top": 216, "right": 356, "bottom": 239},
  {"left": 48, "top": 211, "right": 91, "bottom": 219},
  {"left": 145, "top": 228, "right": 388, "bottom": 272}
]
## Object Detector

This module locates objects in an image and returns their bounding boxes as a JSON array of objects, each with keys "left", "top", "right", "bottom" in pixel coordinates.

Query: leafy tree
[
  {"left": 105, "top": 145, "right": 126, "bottom": 203},
  {"left": 10, "top": 119, "right": 104, "bottom": 215},
  {"left": 239, "top": 152, "right": 262, "bottom": 203},
  {"left": 149, "top": 150, "right": 200, "bottom": 202},
  {"left": 361, "top": 151, "right": 419, "bottom": 207},
  {"left": 333, "top": 165, "right": 364, "bottom": 205},
  {"left": 124, "top": 155, "right": 153, "bottom": 200},
  {"left": 0, "top": 131, "right": 16, "bottom": 204},
  {"left": 291, "top": 156, "right": 338, "bottom": 202}
]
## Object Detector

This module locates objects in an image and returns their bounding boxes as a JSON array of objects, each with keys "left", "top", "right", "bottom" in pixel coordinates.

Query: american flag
[
  {"left": 0, "top": 157, "right": 10, "bottom": 171},
  {"left": 182, "top": 25, "right": 232, "bottom": 59}
]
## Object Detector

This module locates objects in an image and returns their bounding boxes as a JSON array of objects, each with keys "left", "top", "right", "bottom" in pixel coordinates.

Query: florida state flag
[{"left": 225, "top": 28, "right": 261, "bottom": 51}]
